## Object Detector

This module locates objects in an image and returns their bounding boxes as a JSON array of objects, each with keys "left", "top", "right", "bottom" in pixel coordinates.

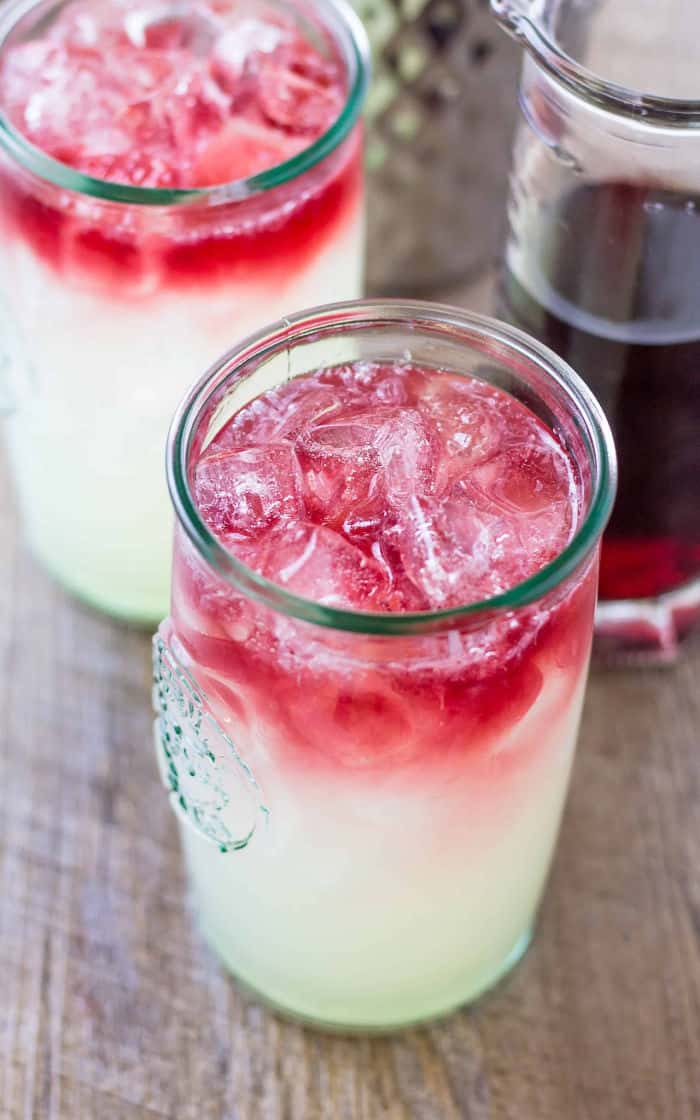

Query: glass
[
  {"left": 492, "top": 0, "right": 700, "bottom": 662},
  {"left": 153, "top": 299, "right": 615, "bottom": 1030},
  {"left": 354, "top": 0, "right": 520, "bottom": 293},
  {"left": 0, "top": 0, "right": 368, "bottom": 624}
]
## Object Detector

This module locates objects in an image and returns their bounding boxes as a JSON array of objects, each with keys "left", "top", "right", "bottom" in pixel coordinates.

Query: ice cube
[
  {"left": 52, "top": 0, "right": 129, "bottom": 49},
  {"left": 213, "top": 384, "right": 341, "bottom": 452},
  {"left": 211, "top": 19, "right": 286, "bottom": 90},
  {"left": 17, "top": 50, "right": 134, "bottom": 171},
  {"left": 373, "top": 410, "right": 435, "bottom": 507},
  {"left": 275, "top": 35, "right": 339, "bottom": 88},
  {"left": 135, "top": 8, "right": 219, "bottom": 53},
  {"left": 297, "top": 414, "right": 386, "bottom": 531},
  {"left": 490, "top": 438, "right": 577, "bottom": 517},
  {"left": 257, "top": 42, "right": 342, "bottom": 133},
  {"left": 266, "top": 524, "right": 392, "bottom": 610},
  {"left": 373, "top": 369, "right": 410, "bottom": 406},
  {"left": 301, "top": 417, "right": 381, "bottom": 460},
  {"left": 194, "top": 443, "right": 303, "bottom": 537},
  {"left": 419, "top": 380, "right": 505, "bottom": 494},
  {"left": 465, "top": 433, "right": 577, "bottom": 574},
  {"left": 392, "top": 492, "right": 527, "bottom": 608},
  {"left": 1, "top": 43, "right": 64, "bottom": 118},
  {"left": 341, "top": 491, "right": 386, "bottom": 544},
  {"left": 192, "top": 114, "right": 303, "bottom": 183},
  {"left": 258, "top": 66, "right": 341, "bottom": 133}
]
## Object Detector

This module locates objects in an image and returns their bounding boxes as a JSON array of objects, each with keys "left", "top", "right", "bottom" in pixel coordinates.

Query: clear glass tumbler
[
  {"left": 0, "top": 0, "right": 368, "bottom": 624},
  {"left": 153, "top": 300, "right": 615, "bottom": 1030},
  {"left": 492, "top": 0, "right": 700, "bottom": 662}
]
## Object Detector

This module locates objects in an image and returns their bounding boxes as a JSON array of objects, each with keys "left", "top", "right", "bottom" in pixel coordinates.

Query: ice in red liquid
[
  {"left": 169, "top": 361, "right": 597, "bottom": 776},
  {"left": 193, "top": 362, "right": 581, "bottom": 611},
  {"left": 0, "top": 0, "right": 344, "bottom": 188},
  {"left": 0, "top": 0, "right": 361, "bottom": 290},
  {"left": 502, "top": 182, "right": 700, "bottom": 609}
]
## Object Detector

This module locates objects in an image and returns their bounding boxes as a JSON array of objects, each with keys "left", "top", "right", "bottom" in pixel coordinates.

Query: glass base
[
  {"left": 202, "top": 924, "right": 534, "bottom": 1035},
  {"left": 594, "top": 574, "right": 700, "bottom": 665}
]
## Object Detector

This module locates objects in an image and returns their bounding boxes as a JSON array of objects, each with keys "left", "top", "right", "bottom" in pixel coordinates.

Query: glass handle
[{"left": 152, "top": 633, "right": 268, "bottom": 853}]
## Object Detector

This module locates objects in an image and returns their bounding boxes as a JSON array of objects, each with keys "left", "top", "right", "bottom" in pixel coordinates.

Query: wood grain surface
[{"left": 1, "top": 275, "right": 700, "bottom": 1117}]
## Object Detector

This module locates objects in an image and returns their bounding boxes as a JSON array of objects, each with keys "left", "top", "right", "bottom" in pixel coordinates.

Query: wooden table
[{"left": 1, "top": 277, "right": 699, "bottom": 1119}]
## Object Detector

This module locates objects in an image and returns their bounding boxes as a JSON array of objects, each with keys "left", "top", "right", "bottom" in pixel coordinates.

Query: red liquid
[
  {"left": 171, "top": 361, "right": 597, "bottom": 776},
  {"left": 0, "top": 0, "right": 345, "bottom": 188},
  {"left": 502, "top": 182, "right": 700, "bottom": 606},
  {"left": 0, "top": 0, "right": 361, "bottom": 292}
]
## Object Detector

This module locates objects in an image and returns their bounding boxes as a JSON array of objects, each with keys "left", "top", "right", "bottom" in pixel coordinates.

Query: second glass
[{"left": 0, "top": 0, "right": 368, "bottom": 623}]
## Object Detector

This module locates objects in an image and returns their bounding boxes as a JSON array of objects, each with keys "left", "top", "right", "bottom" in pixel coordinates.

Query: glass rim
[
  {"left": 491, "top": 0, "right": 700, "bottom": 127},
  {"left": 167, "top": 299, "right": 617, "bottom": 637},
  {"left": 0, "top": 0, "right": 369, "bottom": 206}
]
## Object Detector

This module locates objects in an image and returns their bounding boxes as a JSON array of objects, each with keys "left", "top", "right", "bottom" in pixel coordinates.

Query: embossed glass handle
[{"left": 152, "top": 633, "right": 269, "bottom": 853}]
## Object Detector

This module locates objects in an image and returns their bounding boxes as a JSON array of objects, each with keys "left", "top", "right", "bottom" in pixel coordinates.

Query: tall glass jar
[
  {"left": 0, "top": 0, "right": 368, "bottom": 624},
  {"left": 154, "top": 300, "right": 615, "bottom": 1030},
  {"left": 492, "top": 0, "right": 700, "bottom": 662}
]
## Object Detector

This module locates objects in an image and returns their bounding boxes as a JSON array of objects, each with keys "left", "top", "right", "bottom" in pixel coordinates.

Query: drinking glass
[
  {"left": 153, "top": 299, "right": 615, "bottom": 1030},
  {"left": 0, "top": 0, "right": 368, "bottom": 623}
]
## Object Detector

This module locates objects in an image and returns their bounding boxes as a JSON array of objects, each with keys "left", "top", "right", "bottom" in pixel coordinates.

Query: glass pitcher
[{"left": 491, "top": 0, "right": 700, "bottom": 663}]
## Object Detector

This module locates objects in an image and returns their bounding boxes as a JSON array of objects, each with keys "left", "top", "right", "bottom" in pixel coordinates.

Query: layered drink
[
  {"left": 154, "top": 303, "right": 615, "bottom": 1029},
  {"left": 0, "top": 0, "right": 367, "bottom": 621}
]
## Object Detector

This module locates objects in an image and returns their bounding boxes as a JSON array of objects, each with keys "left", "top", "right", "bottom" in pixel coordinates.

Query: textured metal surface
[{"left": 357, "top": 0, "right": 520, "bottom": 293}]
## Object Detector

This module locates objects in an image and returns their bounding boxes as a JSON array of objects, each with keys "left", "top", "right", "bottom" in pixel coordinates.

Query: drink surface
[
  {"left": 193, "top": 360, "right": 581, "bottom": 612},
  {"left": 0, "top": 0, "right": 345, "bottom": 188},
  {"left": 503, "top": 181, "right": 700, "bottom": 605}
]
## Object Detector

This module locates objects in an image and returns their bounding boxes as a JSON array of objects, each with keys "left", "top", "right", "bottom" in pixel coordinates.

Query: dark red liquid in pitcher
[{"left": 502, "top": 181, "right": 700, "bottom": 606}]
